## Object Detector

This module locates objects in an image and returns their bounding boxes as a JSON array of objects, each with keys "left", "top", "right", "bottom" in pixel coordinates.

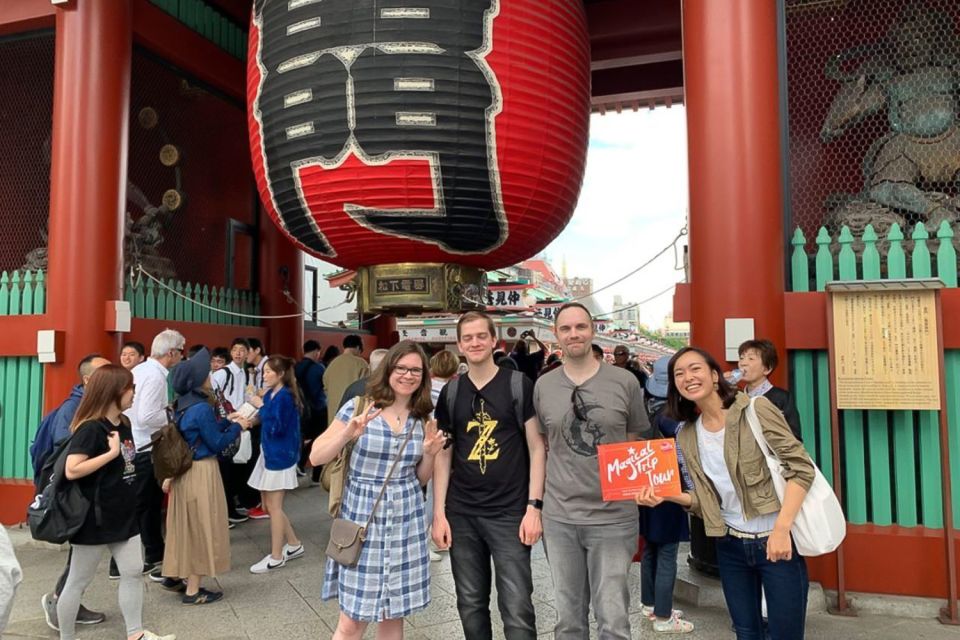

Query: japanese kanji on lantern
[{"left": 247, "top": 0, "right": 590, "bottom": 312}]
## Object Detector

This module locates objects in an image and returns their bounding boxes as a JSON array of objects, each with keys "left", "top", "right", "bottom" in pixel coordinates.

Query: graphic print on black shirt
[
  {"left": 67, "top": 418, "right": 140, "bottom": 545},
  {"left": 435, "top": 368, "right": 535, "bottom": 516}
]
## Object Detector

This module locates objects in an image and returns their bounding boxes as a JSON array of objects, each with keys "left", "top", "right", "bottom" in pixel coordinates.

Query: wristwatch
[{"left": 527, "top": 499, "right": 543, "bottom": 510}]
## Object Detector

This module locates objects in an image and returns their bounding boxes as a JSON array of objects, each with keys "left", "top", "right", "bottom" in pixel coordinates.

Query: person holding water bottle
[{"left": 726, "top": 340, "right": 803, "bottom": 441}]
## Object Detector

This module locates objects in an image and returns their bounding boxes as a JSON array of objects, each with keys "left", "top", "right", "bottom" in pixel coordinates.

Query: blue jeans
[
  {"left": 448, "top": 512, "right": 536, "bottom": 640},
  {"left": 640, "top": 541, "right": 679, "bottom": 620},
  {"left": 715, "top": 535, "right": 808, "bottom": 640}
]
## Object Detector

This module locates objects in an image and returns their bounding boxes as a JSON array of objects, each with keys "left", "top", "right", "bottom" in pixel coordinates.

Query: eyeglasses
[
  {"left": 571, "top": 387, "right": 589, "bottom": 421},
  {"left": 393, "top": 365, "right": 424, "bottom": 378}
]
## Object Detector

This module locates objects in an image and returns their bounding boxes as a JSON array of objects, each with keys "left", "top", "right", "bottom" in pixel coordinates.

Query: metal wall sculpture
[{"left": 247, "top": 1, "right": 590, "bottom": 310}]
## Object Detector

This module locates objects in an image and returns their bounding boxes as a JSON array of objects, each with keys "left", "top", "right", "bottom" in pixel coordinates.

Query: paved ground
[{"left": 5, "top": 480, "right": 960, "bottom": 639}]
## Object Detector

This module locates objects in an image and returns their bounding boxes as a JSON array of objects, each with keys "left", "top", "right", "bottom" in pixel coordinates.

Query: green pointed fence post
[
  {"left": 164, "top": 279, "right": 176, "bottom": 321},
  {"left": 216, "top": 287, "right": 226, "bottom": 325},
  {"left": 814, "top": 228, "right": 835, "bottom": 483},
  {"left": 837, "top": 226, "right": 867, "bottom": 523},
  {"left": 937, "top": 221, "right": 960, "bottom": 527},
  {"left": 230, "top": 289, "right": 240, "bottom": 326},
  {"left": 145, "top": 277, "right": 156, "bottom": 319},
  {"left": 240, "top": 291, "right": 250, "bottom": 326},
  {"left": 124, "top": 272, "right": 135, "bottom": 310},
  {"left": 859, "top": 226, "right": 893, "bottom": 525},
  {"left": 174, "top": 280, "right": 185, "bottom": 321},
  {"left": 790, "top": 229, "right": 818, "bottom": 457},
  {"left": 34, "top": 270, "right": 45, "bottom": 314},
  {"left": 0, "top": 272, "right": 8, "bottom": 316},
  {"left": 23, "top": 358, "right": 43, "bottom": 478},
  {"left": 134, "top": 275, "right": 146, "bottom": 318},
  {"left": 912, "top": 223, "right": 943, "bottom": 527},
  {"left": 9, "top": 271, "right": 21, "bottom": 315},
  {"left": 885, "top": 224, "right": 918, "bottom": 526},
  {"left": 2, "top": 356, "right": 19, "bottom": 475},
  {"left": 200, "top": 285, "right": 211, "bottom": 324},
  {"left": 21, "top": 272, "right": 34, "bottom": 315},
  {"left": 184, "top": 282, "right": 195, "bottom": 323},
  {"left": 253, "top": 293, "right": 261, "bottom": 325}
]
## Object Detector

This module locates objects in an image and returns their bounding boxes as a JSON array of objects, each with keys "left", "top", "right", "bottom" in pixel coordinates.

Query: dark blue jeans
[
  {"left": 640, "top": 541, "right": 679, "bottom": 619},
  {"left": 715, "top": 535, "right": 808, "bottom": 640},
  {"left": 448, "top": 512, "right": 536, "bottom": 640}
]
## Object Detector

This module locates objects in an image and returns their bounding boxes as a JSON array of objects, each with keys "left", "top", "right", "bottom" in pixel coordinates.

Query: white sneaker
[
  {"left": 283, "top": 543, "right": 305, "bottom": 561},
  {"left": 652, "top": 616, "right": 694, "bottom": 633},
  {"left": 642, "top": 605, "right": 685, "bottom": 621},
  {"left": 250, "top": 554, "right": 285, "bottom": 574},
  {"left": 140, "top": 631, "right": 177, "bottom": 640}
]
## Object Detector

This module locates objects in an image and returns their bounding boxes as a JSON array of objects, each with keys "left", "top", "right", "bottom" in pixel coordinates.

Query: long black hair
[{"left": 665, "top": 346, "right": 738, "bottom": 422}]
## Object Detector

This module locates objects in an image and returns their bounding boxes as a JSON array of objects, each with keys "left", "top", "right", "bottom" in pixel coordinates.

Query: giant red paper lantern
[{"left": 247, "top": 0, "right": 590, "bottom": 273}]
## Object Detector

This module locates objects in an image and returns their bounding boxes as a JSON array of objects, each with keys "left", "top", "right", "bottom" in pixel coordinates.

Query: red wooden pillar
[
  {"left": 259, "top": 214, "right": 304, "bottom": 359},
  {"left": 682, "top": 0, "right": 787, "bottom": 382},
  {"left": 372, "top": 315, "right": 398, "bottom": 350},
  {"left": 44, "top": 0, "right": 132, "bottom": 409}
]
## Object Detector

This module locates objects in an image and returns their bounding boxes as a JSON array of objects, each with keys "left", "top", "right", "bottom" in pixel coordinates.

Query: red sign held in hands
[{"left": 597, "top": 439, "right": 683, "bottom": 502}]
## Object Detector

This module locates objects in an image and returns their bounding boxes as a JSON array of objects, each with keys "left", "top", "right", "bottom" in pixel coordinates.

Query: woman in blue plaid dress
[{"left": 311, "top": 341, "right": 446, "bottom": 639}]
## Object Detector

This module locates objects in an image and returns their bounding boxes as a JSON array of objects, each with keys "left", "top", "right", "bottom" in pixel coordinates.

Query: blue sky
[{"left": 542, "top": 107, "right": 689, "bottom": 328}]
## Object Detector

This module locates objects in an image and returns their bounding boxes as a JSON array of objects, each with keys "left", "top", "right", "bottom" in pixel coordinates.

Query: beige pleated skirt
[{"left": 162, "top": 457, "right": 231, "bottom": 578}]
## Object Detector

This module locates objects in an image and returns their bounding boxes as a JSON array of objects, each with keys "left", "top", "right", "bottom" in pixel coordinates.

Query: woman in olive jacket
[{"left": 636, "top": 346, "right": 815, "bottom": 640}]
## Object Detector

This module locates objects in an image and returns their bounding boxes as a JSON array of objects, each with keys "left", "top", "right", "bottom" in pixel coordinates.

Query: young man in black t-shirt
[{"left": 433, "top": 312, "right": 546, "bottom": 640}]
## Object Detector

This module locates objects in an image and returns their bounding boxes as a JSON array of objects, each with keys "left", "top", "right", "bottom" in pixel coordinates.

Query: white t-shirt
[{"left": 696, "top": 417, "right": 777, "bottom": 534}]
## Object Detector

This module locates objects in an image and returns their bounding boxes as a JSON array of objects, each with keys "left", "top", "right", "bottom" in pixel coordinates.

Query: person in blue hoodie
[
  {"left": 160, "top": 348, "right": 251, "bottom": 605},
  {"left": 244, "top": 355, "right": 304, "bottom": 574}
]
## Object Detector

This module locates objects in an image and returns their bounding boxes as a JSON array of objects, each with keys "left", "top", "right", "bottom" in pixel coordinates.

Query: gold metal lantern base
[{"left": 357, "top": 263, "right": 487, "bottom": 314}]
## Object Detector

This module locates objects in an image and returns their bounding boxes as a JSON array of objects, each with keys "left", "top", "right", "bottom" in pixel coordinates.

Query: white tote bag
[
  {"left": 232, "top": 430, "right": 252, "bottom": 464},
  {"left": 745, "top": 399, "right": 846, "bottom": 557}
]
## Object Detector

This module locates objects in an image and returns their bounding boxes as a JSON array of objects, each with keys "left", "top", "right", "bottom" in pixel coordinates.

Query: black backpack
[{"left": 27, "top": 427, "right": 103, "bottom": 544}]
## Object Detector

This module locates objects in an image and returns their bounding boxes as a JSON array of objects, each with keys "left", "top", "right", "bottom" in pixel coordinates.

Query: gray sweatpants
[
  {"left": 541, "top": 517, "right": 638, "bottom": 640},
  {"left": 0, "top": 526, "right": 23, "bottom": 634},
  {"left": 57, "top": 535, "right": 144, "bottom": 640}
]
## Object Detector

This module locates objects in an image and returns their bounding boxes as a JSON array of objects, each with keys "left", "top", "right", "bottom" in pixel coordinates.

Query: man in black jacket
[{"left": 737, "top": 339, "right": 804, "bottom": 441}]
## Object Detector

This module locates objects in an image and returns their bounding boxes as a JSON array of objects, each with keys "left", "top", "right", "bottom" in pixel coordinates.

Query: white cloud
[{"left": 545, "top": 108, "right": 689, "bottom": 329}]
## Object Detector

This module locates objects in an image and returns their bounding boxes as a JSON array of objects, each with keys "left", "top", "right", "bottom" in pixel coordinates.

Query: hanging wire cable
[
  {"left": 568, "top": 226, "right": 687, "bottom": 302},
  {"left": 136, "top": 264, "right": 347, "bottom": 321},
  {"left": 592, "top": 281, "right": 683, "bottom": 320}
]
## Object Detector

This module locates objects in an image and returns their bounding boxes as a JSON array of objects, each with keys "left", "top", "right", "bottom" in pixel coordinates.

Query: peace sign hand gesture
[
  {"left": 344, "top": 405, "right": 383, "bottom": 442},
  {"left": 422, "top": 419, "right": 446, "bottom": 457}
]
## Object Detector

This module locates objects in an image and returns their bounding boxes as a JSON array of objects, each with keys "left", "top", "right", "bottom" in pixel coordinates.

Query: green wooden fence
[
  {"left": 0, "top": 357, "right": 44, "bottom": 479},
  {"left": 790, "top": 222, "right": 960, "bottom": 528},
  {"left": 0, "top": 270, "right": 46, "bottom": 316},
  {"left": 125, "top": 275, "right": 261, "bottom": 326},
  {"left": 150, "top": 0, "right": 247, "bottom": 59}
]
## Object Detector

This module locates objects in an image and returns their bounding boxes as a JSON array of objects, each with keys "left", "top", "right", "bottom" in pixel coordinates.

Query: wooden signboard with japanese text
[
  {"left": 597, "top": 439, "right": 683, "bottom": 502},
  {"left": 831, "top": 288, "right": 940, "bottom": 410}
]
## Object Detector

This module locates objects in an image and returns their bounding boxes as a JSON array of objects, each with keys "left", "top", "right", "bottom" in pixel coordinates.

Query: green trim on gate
[
  {"left": 0, "top": 357, "right": 44, "bottom": 480},
  {"left": 0, "top": 271, "right": 46, "bottom": 317},
  {"left": 149, "top": 0, "right": 247, "bottom": 60},
  {"left": 124, "top": 275, "right": 261, "bottom": 327},
  {"left": 789, "top": 223, "right": 960, "bottom": 528}
]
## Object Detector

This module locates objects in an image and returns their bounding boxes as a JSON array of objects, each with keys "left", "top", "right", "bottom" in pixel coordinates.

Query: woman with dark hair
[
  {"left": 311, "top": 340, "right": 446, "bottom": 640},
  {"left": 163, "top": 348, "right": 252, "bottom": 605},
  {"left": 245, "top": 355, "right": 305, "bottom": 574},
  {"left": 57, "top": 365, "right": 175, "bottom": 640},
  {"left": 321, "top": 345, "right": 341, "bottom": 367},
  {"left": 635, "top": 346, "right": 815, "bottom": 640}
]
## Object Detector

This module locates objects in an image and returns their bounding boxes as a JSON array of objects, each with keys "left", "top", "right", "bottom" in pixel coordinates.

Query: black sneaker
[
  {"left": 182, "top": 588, "right": 223, "bottom": 605},
  {"left": 76, "top": 604, "right": 106, "bottom": 625},
  {"left": 160, "top": 577, "right": 186, "bottom": 592},
  {"left": 227, "top": 513, "right": 248, "bottom": 524},
  {"left": 147, "top": 567, "right": 166, "bottom": 583}
]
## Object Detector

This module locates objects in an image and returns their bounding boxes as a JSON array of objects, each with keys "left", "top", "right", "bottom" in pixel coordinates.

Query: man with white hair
[{"left": 127, "top": 329, "right": 186, "bottom": 579}]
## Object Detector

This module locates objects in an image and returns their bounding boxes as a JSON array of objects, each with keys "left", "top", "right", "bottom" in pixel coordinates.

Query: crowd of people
[{"left": 24, "top": 304, "right": 816, "bottom": 640}]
